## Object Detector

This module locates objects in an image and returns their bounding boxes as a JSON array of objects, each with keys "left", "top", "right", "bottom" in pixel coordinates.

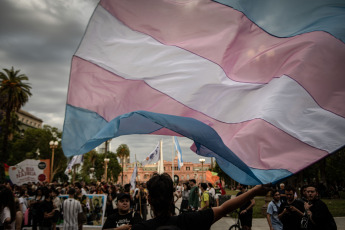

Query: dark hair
[
  {"left": 189, "top": 179, "right": 196, "bottom": 184},
  {"left": 124, "top": 184, "right": 131, "bottom": 193},
  {"left": 207, "top": 183, "right": 214, "bottom": 188},
  {"left": 271, "top": 189, "right": 279, "bottom": 197},
  {"left": 147, "top": 173, "right": 174, "bottom": 217},
  {"left": 285, "top": 186, "right": 295, "bottom": 193},
  {"left": 200, "top": 183, "right": 207, "bottom": 190},
  {"left": 68, "top": 187, "right": 76, "bottom": 195},
  {"left": 0, "top": 185, "right": 16, "bottom": 223},
  {"left": 74, "top": 182, "right": 82, "bottom": 189},
  {"left": 183, "top": 182, "right": 190, "bottom": 190},
  {"left": 306, "top": 184, "right": 318, "bottom": 192}
]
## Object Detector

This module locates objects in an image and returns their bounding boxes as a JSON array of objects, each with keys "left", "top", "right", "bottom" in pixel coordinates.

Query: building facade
[
  {"left": 118, "top": 156, "right": 211, "bottom": 184},
  {"left": 17, "top": 109, "right": 43, "bottom": 130}
]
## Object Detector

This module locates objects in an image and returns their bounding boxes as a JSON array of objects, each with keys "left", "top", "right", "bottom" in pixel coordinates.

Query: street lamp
[
  {"left": 49, "top": 140, "right": 58, "bottom": 182},
  {"left": 90, "top": 167, "right": 95, "bottom": 180},
  {"left": 199, "top": 158, "right": 205, "bottom": 182},
  {"left": 104, "top": 158, "right": 110, "bottom": 182}
]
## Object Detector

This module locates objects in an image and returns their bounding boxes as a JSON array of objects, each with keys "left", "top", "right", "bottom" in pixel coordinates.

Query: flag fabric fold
[
  {"left": 130, "top": 163, "right": 137, "bottom": 190},
  {"left": 174, "top": 137, "right": 183, "bottom": 170},
  {"left": 64, "top": 155, "right": 84, "bottom": 175},
  {"left": 141, "top": 142, "right": 160, "bottom": 166},
  {"left": 62, "top": 0, "right": 345, "bottom": 185}
]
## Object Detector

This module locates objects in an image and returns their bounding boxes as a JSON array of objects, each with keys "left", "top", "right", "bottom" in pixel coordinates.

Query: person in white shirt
[
  {"left": 63, "top": 188, "right": 83, "bottom": 230},
  {"left": 0, "top": 185, "right": 16, "bottom": 230}
]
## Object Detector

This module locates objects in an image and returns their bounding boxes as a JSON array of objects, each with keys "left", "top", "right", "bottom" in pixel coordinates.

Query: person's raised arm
[{"left": 212, "top": 185, "right": 269, "bottom": 223}]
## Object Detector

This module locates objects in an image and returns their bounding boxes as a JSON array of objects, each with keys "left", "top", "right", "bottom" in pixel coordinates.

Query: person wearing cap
[{"left": 102, "top": 193, "right": 142, "bottom": 230}]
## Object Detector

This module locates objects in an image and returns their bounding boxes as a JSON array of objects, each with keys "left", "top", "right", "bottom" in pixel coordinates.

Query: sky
[{"left": 0, "top": 0, "right": 210, "bottom": 164}]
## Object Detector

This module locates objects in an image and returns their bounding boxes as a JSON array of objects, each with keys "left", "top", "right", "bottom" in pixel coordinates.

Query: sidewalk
[{"left": 211, "top": 216, "right": 345, "bottom": 230}]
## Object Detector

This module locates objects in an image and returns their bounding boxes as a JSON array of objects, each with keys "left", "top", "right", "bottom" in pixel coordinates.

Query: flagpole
[{"left": 134, "top": 154, "right": 142, "bottom": 217}]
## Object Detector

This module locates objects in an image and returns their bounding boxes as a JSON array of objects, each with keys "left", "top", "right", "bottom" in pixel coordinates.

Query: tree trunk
[
  {"left": 121, "top": 159, "right": 124, "bottom": 185},
  {"left": 1, "top": 105, "right": 11, "bottom": 163}
]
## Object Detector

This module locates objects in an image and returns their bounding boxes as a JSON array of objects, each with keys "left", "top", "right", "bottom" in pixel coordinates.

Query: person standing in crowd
[
  {"left": 236, "top": 185, "right": 255, "bottom": 230},
  {"left": 63, "top": 188, "right": 83, "bottom": 230},
  {"left": 74, "top": 182, "right": 87, "bottom": 229},
  {"left": 304, "top": 185, "right": 337, "bottom": 230},
  {"left": 40, "top": 190, "right": 55, "bottom": 230},
  {"left": 135, "top": 183, "right": 148, "bottom": 221},
  {"left": 102, "top": 193, "right": 142, "bottom": 230},
  {"left": 29, "top": 187, "right": 45, "bottom": 230},
  {"left": 279, "top": 183, "right": 287, "bottom": 203},
  {"left": 188, "top": 179, "right": 199, "bottom": 211},
  {"left": 132, "top": 173, "right": 268, "bottom": 230},
  {"left": 266, "top": 190, "right": 283, "bottom": 230},
  {"left": 300, "top": 185, "right": 308, "bottom": 202},
  {"left": 207, "top": 183, "right": 216, "bottom": 208},
  {"left": 199, "top": 183, "right": 210, "bottom": 210},
  {"left": 278, "top": 186, "right": 304, "bottom": 230},
  {"left": 51, "top": 189, "right": 62, "bottom": 230},
  {"left": 0, "top": 185, "right": 16, "bottom": 229},
  {"left": 14, "top": 198, "right": 23, "bottom": 230},
  {"left": 177, "top": 182, "right": 190, "bottom": 213}
]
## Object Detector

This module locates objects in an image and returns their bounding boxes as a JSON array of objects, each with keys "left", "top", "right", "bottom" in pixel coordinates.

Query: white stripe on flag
[{"left": 75, "top": 5, "right": 345, "bottom": 153}]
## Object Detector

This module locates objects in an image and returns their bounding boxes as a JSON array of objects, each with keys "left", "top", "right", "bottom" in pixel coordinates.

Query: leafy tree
[
  {"left": 213, "top": 161, "right": 235, "bottom": 187},
  {"left": 116, "top": 144, "right": 130, "bottom": 185},
  {"left": 81, "top": 151, "right": 121, "bottom": 183},
  {"left": 0, "top": 67, "right": 31, "bottom": 181},
  {"left": 0, "top": 67, "right": 32, "bottom": 162},
  {"left": 9, "top": 125, "right": 67, "bottom": 182}
]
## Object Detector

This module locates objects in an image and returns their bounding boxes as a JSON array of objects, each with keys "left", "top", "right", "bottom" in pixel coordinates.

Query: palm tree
[
  {"left": 0, "top": 67, "right": 32, "bottom": 163},
  {"left": 116, "top": 144, "right": 130, "bottom": 185}
]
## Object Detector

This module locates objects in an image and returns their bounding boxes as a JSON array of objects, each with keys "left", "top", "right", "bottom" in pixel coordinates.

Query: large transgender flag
[{"left": 62, "top": 0, "right": 345, "bottom": 185}]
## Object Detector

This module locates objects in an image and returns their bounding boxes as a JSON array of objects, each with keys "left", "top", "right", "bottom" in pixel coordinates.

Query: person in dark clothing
[
  {"left": 132, "top": 173, "right": 269, "bottom": 230},
  {"left": 236, "top": 185, "right": 255, "bottom": 230},
  {"left": 278, "top": 186, "right": 304, "bottom": 230},
  {"left": 135, "top": 183, "right": 148, "bottom": 221},
  {"left": 40, "top": 190, "right": 55, "bottom": 230},
  {"left": 102, "top": 193, "right": 142, "bottom": 230},
  {"left": 304, "top": 185, "right": 337, "bottom": 230}
]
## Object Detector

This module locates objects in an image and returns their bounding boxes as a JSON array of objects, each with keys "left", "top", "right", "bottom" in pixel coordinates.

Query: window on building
[
  {"left": 186, "top": 167, "right": 190, "bottom": 171},
  {"left": 174, "top": 166, "right": 178, "bottom": 170},
  {"left": 187, "top": 175, "right": 189, "bottom": 180},
  {"left": 164, "top": 167, "right": 166, "bottom": 170},
  {"left": 181, "top": 175, "right": 184, "bottom": 180}
]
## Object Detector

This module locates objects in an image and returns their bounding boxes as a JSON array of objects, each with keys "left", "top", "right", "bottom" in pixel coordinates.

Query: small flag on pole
[
  {"left": 173, "top": 137, "right": 183, "bottom": 170},
  {"left": 157, "top": 140, "right": 164, "bottom": 174},
  {"left": 130, "top": 163, "right": 138, "bottom": 190},
  {"left": 64, "top": 155, "right": 84, "bottom": 175},
  {"left": 142, "top": 142, "right": 160, "bottom": 166}
]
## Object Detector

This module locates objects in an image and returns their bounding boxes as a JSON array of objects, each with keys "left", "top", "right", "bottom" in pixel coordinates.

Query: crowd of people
[
  {"left": 266, "top": 183, "right": 337, "bottom": 230},
  {"left": 0, "top": 178, "right": 338, "bottom": 230}
]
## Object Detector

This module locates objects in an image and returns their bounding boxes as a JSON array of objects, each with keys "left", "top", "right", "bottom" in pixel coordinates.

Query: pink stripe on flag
[
  {"left": 101, "top": 0, "right": 345, "bottom": 118},
  {"left": 68, "top": 57, "right": 328, "bottom": 172}
]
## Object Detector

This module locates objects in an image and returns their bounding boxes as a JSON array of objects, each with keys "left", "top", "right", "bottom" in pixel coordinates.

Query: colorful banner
[
  {"left": 206, "top": 171, "right": 220, "bottom": 185},
  {"left": 8, "top": 159, "right": 50, "bottom": 185}
]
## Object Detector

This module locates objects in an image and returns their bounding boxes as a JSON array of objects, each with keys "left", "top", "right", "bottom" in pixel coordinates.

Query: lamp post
[
  {"left": 90, "top": 167, "right": 95, "bottom": 180},
  {"left": 104, "top": 158, "right": 110, "bottom": 182},
  {"left": 49, "top": 140, "right": 58, "bottom": 182},
  {"left": 199, "top": 158, "right": 205, "bottom": 182}
]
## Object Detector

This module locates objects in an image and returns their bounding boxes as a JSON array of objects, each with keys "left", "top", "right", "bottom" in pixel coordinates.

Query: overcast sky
[{"left": 0, "top": 0, "right": 210, "bottom": 164}]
